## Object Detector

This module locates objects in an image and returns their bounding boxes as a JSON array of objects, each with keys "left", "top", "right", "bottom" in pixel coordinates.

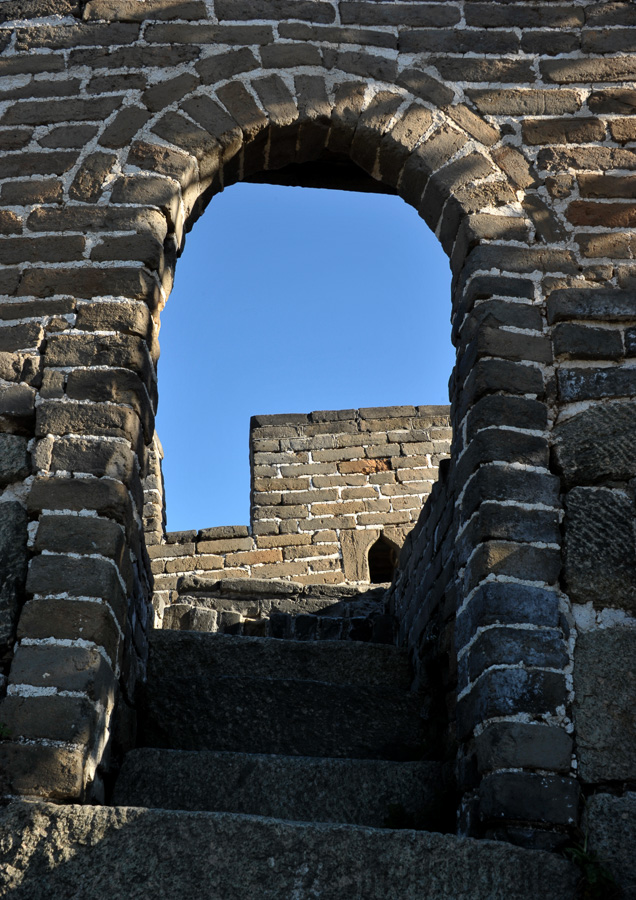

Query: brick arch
[
  {"left": 1, "top": 6, "right": 613, "bottom": 849},
  {"left": 1, "top": 69, "right": 553, "bottom": 811},
  {"left": 110, "top": 70, "right": 532, "bottom": 313}
]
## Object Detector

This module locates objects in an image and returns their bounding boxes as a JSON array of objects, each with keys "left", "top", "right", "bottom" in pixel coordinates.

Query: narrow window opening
[{"left": 368, "top": 534, "right": 399, "bottom": 585}]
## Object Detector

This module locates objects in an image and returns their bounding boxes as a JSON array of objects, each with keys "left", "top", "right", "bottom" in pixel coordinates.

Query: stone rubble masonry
[
  {"left": 147, "top": 406, "right": 451, "bottom": 616},
  {"left": 0, "top": 0, "right": 633, "bottom": 876}
]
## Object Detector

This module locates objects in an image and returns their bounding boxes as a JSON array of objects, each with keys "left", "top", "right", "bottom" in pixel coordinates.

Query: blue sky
[{"left": 156, "top": 183, "right": 453, "bottom": 532}]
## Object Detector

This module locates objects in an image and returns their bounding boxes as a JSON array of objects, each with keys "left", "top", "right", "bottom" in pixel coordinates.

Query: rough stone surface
[
  {"left": 564, "top": 487, "right": 636, "bottom": 610},
  {"left": 553, "top": 401, "right": 636, "bottom": 485},
  {"left": 114, "top": 748, "right": 449, "bottom": 829},
  {"left": 573, "top": 628, "right": 636, "bottom": 784},
  {"left": 584, "top": 793, "right": 636, "bottom": 900},
  {"left": 140, "top": 631, "right": 426, "bottom": 760},
  {"left": 0, "top": 501, "right": 28, "bottom": 655},
  {"left": 0, "top": 434, "right": 29, "bottom": 486},
  {"left": 0, "top": 802, "right": 576, "bottom": 898}
]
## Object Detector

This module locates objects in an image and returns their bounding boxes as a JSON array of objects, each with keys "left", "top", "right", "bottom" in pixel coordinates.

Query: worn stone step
[
  {"left": 164, "top": 602, "right": 394, "bottom": 644},
  {"left": 0, "top": 801, "right": 579, "bottom": 900},
  {"left": 147, "top": 629, "right": 412, "bottom": 689},
  {"left": 112, "top": 749, "right": 454, "bottom": 830},
  {"left": 139, "top": 670, "right": 427, "bottom": 759}
]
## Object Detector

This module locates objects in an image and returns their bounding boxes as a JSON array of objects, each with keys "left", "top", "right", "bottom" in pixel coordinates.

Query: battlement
[{"left": 145, "top": 405, "right": 451, "bottom": 622}]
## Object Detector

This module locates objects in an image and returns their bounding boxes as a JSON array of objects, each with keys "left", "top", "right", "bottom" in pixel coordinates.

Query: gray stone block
[
  {"left": 574, "top": 628, "right": 636, "bottom": 783},
  {"left": 584, "top": 792, "right": 636, "bottom": 899},
  {"left": 140, "top": 632, "right": 422, "bottom": 760},
  {"left": 0, "top": 802, "right": 579, "bottom": 900},
  {"left": 564, "top": 487, "right": 635, "bottom": 611},
  {"left": 0, "top": 500, "right": 28, "bottom": 652},
  {"left": 553, "top": 400, "right": 636, "bottom": 485},
  {"left": 475, "top": 723, "right": 572, "bottom": 773},
  {"left": 0, "top": 434, "right": 29, "bottom": 486},
  {"left": 147, "top": 630, "right": 411, "bottom": 689},
  {"left": 113, "top": 748, "right": 451, "bottom": 830}
]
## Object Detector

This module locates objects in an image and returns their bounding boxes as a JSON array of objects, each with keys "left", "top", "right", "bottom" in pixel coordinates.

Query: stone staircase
[
  {"left": 163, "top": 576, "right": 394, "bottom": 643},
  {"left": 0, "top": 625, "right": 579, "bottom": 897},
  {"left": 76, "top": 626, "right": 576, "bottom": 899}
]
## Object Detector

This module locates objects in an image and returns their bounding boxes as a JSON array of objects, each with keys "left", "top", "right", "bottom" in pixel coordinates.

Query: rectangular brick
[
  {"left": 522, "top": 117, "right": 605, "bottom": 145},
  {"left": 215, "top": 0, "right": 335, "bottom": 22}
]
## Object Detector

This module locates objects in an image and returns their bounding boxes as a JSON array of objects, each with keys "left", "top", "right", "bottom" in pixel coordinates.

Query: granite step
[
  {"left": 138, "top": 631, "right": 426, "bottom": 760},
  {"left": 0, "top": 802, "right": 579, "bottom": 900},
  {"left": 112, "top": 748, "right": 454, "bottom": 830},
  {"left": 146, "top": 629, "right": 412, "bottom": 689},
  {"left": 138, "top": 670, "right": 428, "bottom": 759}
]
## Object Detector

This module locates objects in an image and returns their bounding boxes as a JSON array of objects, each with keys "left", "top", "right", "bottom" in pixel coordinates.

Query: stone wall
[
  {"left": 0, "top": 0, "right": 634, "bottom": 864},
  {"left": 147, "top": 405, "right": 451, "bottom": 618}
]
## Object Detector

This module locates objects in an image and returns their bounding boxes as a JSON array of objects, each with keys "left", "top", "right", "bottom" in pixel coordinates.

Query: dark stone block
[
  {"left": 475, "top": 723, "right": 572, "bottom": 773},
  {"left": 547, "top": 288, "right": 636, "bottom": 324},
  {"left": 480, "top": 772, "right": 579, "bottom": 826},
  {"left": 574, "top": 628, "right": 636, "bottom": 783},
  {"left": 564, "top": 487, "right": 635, "bottom": 610},
  {"left": 0, "top": 435, "right": 29, "bottom": 486},
  {"left": 459, "top": 628, "right": 568, "bottom": 691},
  {"left": 0, "top": 501, "right": 28, "bottom": 654},
  {"left": 584, "top": 793, "right": 636, "bottom": 900},
  {"left": 557, "top": 365, "right": 636, "bottom": 403},
  {"left": 457, "top": 669, "right": 567, "bottom": 740},
  {"left": 456, "top": 584, "right": 561, "bottom": 650},
  {"left": 553, "top": 400, "right": 636, "bottom": 485}
]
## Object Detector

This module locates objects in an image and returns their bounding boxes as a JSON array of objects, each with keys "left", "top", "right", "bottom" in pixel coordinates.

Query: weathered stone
[
  {"left": 0, "top": 178, "right": 63, "bottom": 205},
  {"left": 468, "top": 89, "right": 581, "bottom": 116},
  {"left": 35, "top": 513, "right": 125, "bottom": 561},
  {"left": 574, "top": 628, "right": 636, "bottom": 783},
  {"left": 2, "top": 97, "right": 122, "bottom": 127},
  {"left": 26, "top": 554, "right": 126, "bottom": 620},
  {"left": 16, "top": 267, "right": 161, "bottom": 307},
  {"left": 83, "top": 0, "right": 207, "bottom": 21},
  {"left": 479, "top": 772, "right": 579, "bottom": 826},
  {"left": 48, "top": 436, "right": 135, "bottom": 482},
  {"left": 0, "top": 746, "right": 84, "bottom": 802},
  {"left": 27, "top": 476, "right": 133, "bottom": 528},
  {"left": 475, "top": 723, "right": 572, "bottom": 774},
  {"left": 0, "top": 434, "right": 29, "bottom": 486},
  {"left": 564, "top": 487, "right": 635, "bottom": 610},
  {"left": 69, "top": 151, "right": 116, "bottom": 202},
  {"left": 548, "top": 288, "right": 636, "bottom": 323},
  {"left": 584, "top": 793, "right": 636, "bottom": 900},
  {"left": 0, "top": 802, "right": 578, "bottom": 899},
  {"left": 10, "top": 643, "right": 117, "bottom": 704},
  {"left": 99, "top": 107, "right": 152, "bottom": 149},
  {"left": 18, "top": 597, "right": 121, "bottom": 665},
  {"left": 114, "top": 748, "right": 448, "bottom": 829},
  {"left": 0, "top": 501, "right": 28, "bottom": 653},
  {"left": 0, "top": 693, "right": 98, "bottom": 743},
  {"left": 457, "top": 669, "right": 567, "bottom": 740},
  {"left": 553, "top": 401, "right": 636, "bottom": 485}
]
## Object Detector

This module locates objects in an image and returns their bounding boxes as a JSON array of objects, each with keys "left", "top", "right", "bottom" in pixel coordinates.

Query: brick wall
[
  {"left": 0, "top": 0, "right": 634, "bottom": 853},
  {"left": 148, "top": 405, "right": 451, "bottom": 618}
]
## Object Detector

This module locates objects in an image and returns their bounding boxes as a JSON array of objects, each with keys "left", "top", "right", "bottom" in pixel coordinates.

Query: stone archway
[{"left": 2, "top": 4, "right": 630, "bottom": 859}]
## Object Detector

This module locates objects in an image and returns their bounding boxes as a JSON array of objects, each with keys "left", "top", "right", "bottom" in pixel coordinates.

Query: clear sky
[{"left": 156, "top": 182, "right": 454, "bottom": 533}]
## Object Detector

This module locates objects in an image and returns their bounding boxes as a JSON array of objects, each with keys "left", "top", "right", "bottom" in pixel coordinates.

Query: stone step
[
  {"left": 147, "top": 629, "right": 412, "bottom": 689},
  {"left": 112, "top": 749, "right": 454, "bottom": 830},
  {"left": 138, "top": 670, "right": 427, "bottom": 759},
  {"left": 0, "top": 801, "right": 579, "bottom": 900},
  {"left": 164, "top": 602, "right": 394, "bottom": 644}
]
